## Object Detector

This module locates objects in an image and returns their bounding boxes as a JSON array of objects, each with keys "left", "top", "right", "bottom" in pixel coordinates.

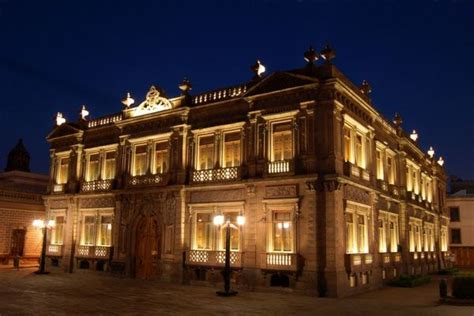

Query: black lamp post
[
  {"left": 213, "top": 214, "right": 245, "bottom": 297},
  {"left": 33, "top": 219, "right": 54, "bottom": 275}
]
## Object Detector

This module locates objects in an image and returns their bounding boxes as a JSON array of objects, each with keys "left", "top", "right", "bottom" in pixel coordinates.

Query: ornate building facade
[
  {"left": 0, "top": 139, "right": 48, "bottom": 265},
  {"left": 44, "top": 46, "right": 448, "bottom": 297}
]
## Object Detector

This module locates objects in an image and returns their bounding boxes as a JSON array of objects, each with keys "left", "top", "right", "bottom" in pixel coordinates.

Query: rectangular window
[
  {"left": 51, "top": 216, "right": 65, "bottom": 245},
  {"left": 415, "top": 225, "right": 422, "bottom": 252},
  {"left": 134, "top": 145, "right": 148, "bottom": 176},
  {"left": 387, "top": 156, "right": 395, "bottom": 185},
  {"left": 272, "top": 211, "right": 293, "bottom": 252},
  {"left": 198, "top": 136, "right": 215, "bottom": 170},
  {"left": 354, "top": 134, "right": 363, "bottom": 168},
  {"left": 406, "top": 165, "right": 412, "bottom": 192},
  {"left": 223, "top": 133, "right": 241, "bottom": 168},
  {"left": 346, "top": 213, "right": 355, "bottom": 253},
  {"left": 378, "top": 220, "right": 387, "bottom": 253},
  {"left": 272, "top": 122, "right": 292, "bottom": 162},
  {"left": 154, "top": 142, "right": 168, "bottom": 174},
  {"left": 88, "top": 154, "right": 100, "bottom": 181},
  {"left": 441, "top": 227, "right": 448, "bottom": 251},
  {"left": 451, "top": 228, "right": 462, "bottom": 244},
  {"left": 376, "top": 150, "right": 384, "bottom": 180},
  {"left": 450, "top": 207, "right": 460, "bottom": 222},
  {"left": 219, "top": 212, "right": 240, "bottom": 251},
  {"left": 195, "top": 213, "right": 212, "bottom": 250},
  {"left": 98, "top": 216, "right": 112, "bottom": 246},
  {"left": 357, "top": 214, "right": 368, "bottom": 253},
  {"left": 57, "top": 158, "right": 69, "bottom": 184},
  {"left": 82, "top": 216, "right": 96, "bottom": 246},
  {"left": 104, "top": 152, "right": 116, "bottom": 180},
  {"left": 389, "top": 219, "right": 399, "bottom": 253},
  {"left": 344, "top": 127, "right": 351, "bottom": 162},
  {"left": 409, "top": 224, "right": 415, "bottom": 252}
]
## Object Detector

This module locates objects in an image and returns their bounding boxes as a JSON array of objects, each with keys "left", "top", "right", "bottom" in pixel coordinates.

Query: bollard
[{"left": 439, "top": 278, "right": 448, "bottom": 298}]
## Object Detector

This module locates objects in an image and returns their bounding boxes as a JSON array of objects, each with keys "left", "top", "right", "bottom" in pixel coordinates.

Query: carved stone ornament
[
  {"left": 343, "top": 185, "right": 370, "bottom": 204},
  {"left": 79, "top": 197, "right": 115, "bottom": 209},
  {"left": 131, "top": 85, "right": 173, "bottom": 117},
  {"left": 265, "top": 185, "right": 297, "bottom": 198},
  {"left": 190, "top": 189, "right": 244, "bottom": 203},
  {"left": 49, "top": 199, "right": 68, "bottom": 209}
]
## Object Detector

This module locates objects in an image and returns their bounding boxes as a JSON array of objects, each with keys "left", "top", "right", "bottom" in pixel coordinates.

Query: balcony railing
[
  {"left": 261, "top": 252, "right": 299, "bottom": 271},
  {"left": 81, "top": 179, "right": 114, "bottom": 192},
  {"left": 191, "top": 167, "right": 240, "bottom": 183},
  {"left": 46, "top": 244, "right": 63, "bottom": 256},
  {"left": 76, "top": 245, "right": 111, "bottom": 259},
  {"left": 380, "top": 252, "right": 402, "bottom": 266},
  {"left": 127, "top": 173, "right": 167, "bottom": 187},
  {"left": 186, "top": 250, "right": 242, "bottom": 267},
  {"left": 343, "top": 162, "right": 370, "bottom": 182},
  {"left": 267, "top": 160, "right": 293, "bottom": 175}
]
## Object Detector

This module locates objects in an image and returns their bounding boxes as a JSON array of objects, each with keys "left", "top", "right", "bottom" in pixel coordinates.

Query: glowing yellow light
[
  {"left": 237, "top": 215, "right": 245, "bottom": 226},
  {"left": 32, "top": 219, "right": 44, "bottom": 227},
  {"left": 121, "top": 92, "right": 135, "bottom": 107},
  {"left": 213, "top": 215, "right": 224, "bottom": 226},
  {"left": 410, "top": 130, "right": 418, "bottom": 141}
]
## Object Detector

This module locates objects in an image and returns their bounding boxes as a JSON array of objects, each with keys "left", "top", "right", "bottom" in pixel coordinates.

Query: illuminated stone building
[
  {"left": 0, "top": 139, "right": 48, "bottom": 264},
  {"left": 44, "top": 46, "right": 449, "bottom": 297}
]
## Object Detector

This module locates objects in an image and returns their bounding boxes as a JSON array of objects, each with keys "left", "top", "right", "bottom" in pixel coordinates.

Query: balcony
[
  {"left": 376, "top": 179, "right": 388, "bottom": 191},
  {"left": 191, "top": 167, "right": 241, "bottom": 183},
  {"left": 81, "top": 179, "right": 114, "bottom": 192},
  {"left": 343, "top": 162, "right": 370, "bottom": 182},
  {"left": 127, "top": 173, "right": 168, "bottom": 187},
  {"left": 261, "top": 252, "right": 299, "bottom": 271},
  {"left": 266, "top": 160, "right": 294, "bottom": 175},
  {"left": 345, "top": 253, "right": 373, "bottom": 272},
  {"left": 186, "top": 250, "right": 242, "bottom": 268},
  {"left": 76, "top": 245, "right": 112, "bottom": 259},
  {"left": 46, "top": 244, "right": 63, "bottom": 256},
  {"left": 380, "top": 252, "right": 402, "bottom": 266}
]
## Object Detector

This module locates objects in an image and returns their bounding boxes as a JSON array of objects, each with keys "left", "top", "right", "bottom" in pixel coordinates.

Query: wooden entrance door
[
  {"left": 10, "top": 229, "right": 26, "bottom": 256},
  {"left": 135, "top": 217, "right": 160, "bottom": 279}
]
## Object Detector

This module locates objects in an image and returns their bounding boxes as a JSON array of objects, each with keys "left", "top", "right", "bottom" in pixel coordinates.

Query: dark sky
[{"left": 0, "top": 0, "right": 473, "bottom": 179}]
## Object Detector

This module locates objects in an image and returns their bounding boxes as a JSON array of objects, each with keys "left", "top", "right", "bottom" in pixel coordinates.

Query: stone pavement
[{"left": 0, "top": 267, "right": 473, "bottom": 316}]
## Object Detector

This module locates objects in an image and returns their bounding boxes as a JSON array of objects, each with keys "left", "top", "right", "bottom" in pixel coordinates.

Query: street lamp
[
  {"left": 32, "top": 219, "right": 55, "bottom": 274},
  {"left": 213, "top": 214, "right": 245, "bottom": 296}
]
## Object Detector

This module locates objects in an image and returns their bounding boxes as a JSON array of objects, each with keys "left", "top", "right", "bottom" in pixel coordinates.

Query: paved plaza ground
[{"left": 0, "top": 266, "right": 473, "bottom": 315}]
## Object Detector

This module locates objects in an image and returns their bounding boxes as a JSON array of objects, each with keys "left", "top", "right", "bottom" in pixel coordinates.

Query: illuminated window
[
  {"left": 389, "top": 219, "right": 399, "bottom": 253},
  {"left": 344, "top": 127, "right": 351, "bottom": 162},
  {"left": 272, "top": 122, "right": 293, "bottom": 162},
  {"left": 81, "top": 216, "right": 96, "bottom": 246},
  {"left": 387, "top": 155, "right": 395, "bottom": 185},
  {"left": 194, "top": 213, "right": 212, "bottom": 250},
  {"left": 376, "top": 149, "right": 384, "bottom": 180},
  {"left": 218, "top": 212, "right": 240, "bottom": 251},
  {"left": 98, "top": 216, "right": 112, "bottom": 246},
  {"left": 87, "top": 154, "right": 100, "bottom": 181},
  {"left": 104, "top": 152, "right": 116, "bottom": 180},
  {"left": 409, "top": 219, "right": 422, "bottom": 252},
  {"left": 346, "top": 213, "right": 355, "bottom": 253},
  {"left": 378, "top": 219, "right": 387, "bottom": 253},
  {"left": 271, "top": 211, "right": 293, "bottom": 252},
  {"left": 51, "top": 216, "right": 65, "bottom": 245},
  {"left": 354, "top": 134, "right": 363, "bottom": 168},
  {"left": 154, "top": 142, "right": 168, "bottom": 174},
  {"left": 357, "top": 214, "right": 367, "bottom": 253},
  {"left": 423, "top": 224, "right": 434, "bottom": 252},
  {"left": 134, "top": 145, "right": 148, "bottom": 176},
  {"left": 345, "top": 207, "right": 369, "bottom": 254},
  {"left": 198, "top": 136, "right": 215, "bottom": 170},
  {"left": 440, "top": 227, "right": 448, "bottom": 251},
  {"left": 57, "top": 157, "right": 69, "bottom": 184},
  {"left": 223, "top": 133, "right": 241, "bottom": 168}
]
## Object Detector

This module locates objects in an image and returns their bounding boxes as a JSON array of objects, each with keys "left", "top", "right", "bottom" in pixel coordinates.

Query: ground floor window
[{"left": 345, "top": 203, "right": 369, "bottom": 254}]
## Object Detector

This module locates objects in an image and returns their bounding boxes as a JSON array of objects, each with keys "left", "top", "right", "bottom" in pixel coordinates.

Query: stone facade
[{"left": 44, "top": 47, "right": 448, "bottom": 297}]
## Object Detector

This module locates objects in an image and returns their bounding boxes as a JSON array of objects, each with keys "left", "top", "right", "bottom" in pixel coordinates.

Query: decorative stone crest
[{"left": 129, "top": 85, "right": 173, "bottom": 117}]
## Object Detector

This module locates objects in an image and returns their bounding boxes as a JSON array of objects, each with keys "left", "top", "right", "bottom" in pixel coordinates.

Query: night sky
[{"left": 0, "top": 0, "right": 472, "bottom": 179}]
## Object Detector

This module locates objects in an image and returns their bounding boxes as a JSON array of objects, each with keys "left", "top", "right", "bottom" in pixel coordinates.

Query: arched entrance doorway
[{"left": 135, "top": 216, "right": 160, "bottom": 279}]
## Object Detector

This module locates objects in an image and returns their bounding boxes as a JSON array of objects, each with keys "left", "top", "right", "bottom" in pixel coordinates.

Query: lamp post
[
  {"left": 213, "top": 214, "right": 245, "bottom": 296},
  {"left": 32, "top": 219, "right": 55, "bottom": 275}
]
